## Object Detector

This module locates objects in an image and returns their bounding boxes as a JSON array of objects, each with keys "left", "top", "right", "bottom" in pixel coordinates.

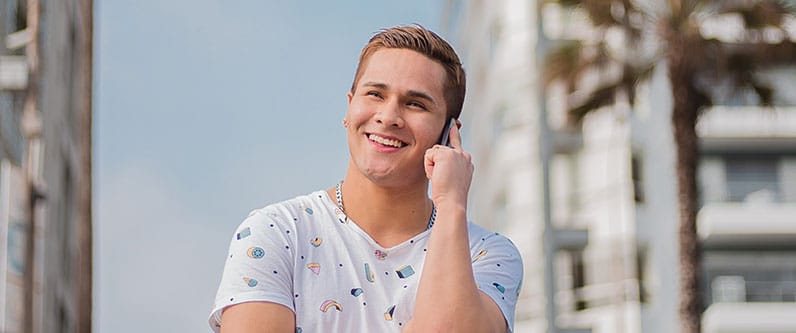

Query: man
[{"left": 209, "top": 25, "right": 523, "bottom": 332}]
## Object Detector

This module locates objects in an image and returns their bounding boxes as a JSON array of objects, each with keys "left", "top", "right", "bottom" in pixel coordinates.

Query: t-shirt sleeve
[
  {"left": 208, "top": 208, "right": 297, "bottom": 332},
  {"left": 471, "top": 232, "right": 524, "bottom": 333}
]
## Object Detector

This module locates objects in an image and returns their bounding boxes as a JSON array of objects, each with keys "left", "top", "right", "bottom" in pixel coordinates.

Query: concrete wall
[
  {"left": 34, "top": 0, "right": 93, "bottom": 332},
  {"left": 450, "top": 0, "right": 548, "bottom": 330}
]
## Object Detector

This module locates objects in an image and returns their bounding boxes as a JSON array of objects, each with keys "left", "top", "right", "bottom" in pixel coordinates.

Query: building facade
[
  {"left": 445, "top": 1, "right": 796, "bottom": 332},
  {"left": 0, "top": 0, "right": 93, "bottom": 332}
]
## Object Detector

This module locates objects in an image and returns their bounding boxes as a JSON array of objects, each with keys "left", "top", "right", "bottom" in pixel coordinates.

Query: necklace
[{"left": 335, "top": 182, "right": 436, "bottom": 230}]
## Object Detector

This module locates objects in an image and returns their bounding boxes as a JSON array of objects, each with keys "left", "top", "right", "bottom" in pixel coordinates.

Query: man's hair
[{"left": 351, "top": 25, "right": 466, "bottom": 119}]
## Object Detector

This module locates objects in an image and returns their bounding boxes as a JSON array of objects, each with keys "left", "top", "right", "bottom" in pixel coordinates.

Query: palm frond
[
  {"left": 567, "top": 81, "right": 622, "bottom": 125},
  {"left": 547, "top": 0, "right": 582, "bottom": 7},
  {"left": 725, "top": 40, "right": 796, "bottom": 68},
  {"left": 582, "top": 0, "right": 622, "bottom": 27},
  {"left": 692, "top": 38, "right": 726, "bottom": 82},
  {"left": 622, "top": 62, "right": 657, "bottom": 106},
  {"left": 549, "top": 0, "right": 618, "bottom": 26},
  {"left": 667, "top": 0, "right": 699, "bottom": 30},
  {"left": 543, "top": 41, "right": 584, "bottom": 87},
  {"left": 543, "top": 40, "right": 617, "bottom": 93},
  {"left": 750, "top": 40, "right": 796, "bottom": 64},
  {"left": 713, "top": 41, "right": 794, "bottom": 107},
  {"left": 553, "top": 0, "right": 648, "bottom": 34},
  {"left": 752, "top": 82, "right": 775, "bottom": 106},
  {"left": 719, "top": 0, "right": 792, "bottom": 29}
]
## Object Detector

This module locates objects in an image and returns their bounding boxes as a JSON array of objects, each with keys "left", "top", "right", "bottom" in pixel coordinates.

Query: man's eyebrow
[
  {"left": 362, "top": 82, "right": 388, "bottom": 89},
  {"left": 362, "top": 82, "right": 437, "bottom": 106},
  {"left": 406, "top": 90, "right": 437, "bottom": 106}
]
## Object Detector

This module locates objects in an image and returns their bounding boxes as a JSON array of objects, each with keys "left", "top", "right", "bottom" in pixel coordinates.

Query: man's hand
[
  {"left": 424, "top": 120, "right": 474, "bottom": 209},
  {"left": 412, "top": 120, "right": 507, "bottom": 333}
]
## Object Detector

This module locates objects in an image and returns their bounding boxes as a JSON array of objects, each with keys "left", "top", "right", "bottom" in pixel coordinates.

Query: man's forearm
[{"left": 407, "top": 203, "right": 504, "bottom": 333}]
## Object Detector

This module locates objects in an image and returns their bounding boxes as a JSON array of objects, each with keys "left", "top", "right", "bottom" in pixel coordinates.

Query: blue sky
[{"left": 95, "top": 1, "right": 445, "bottom": 331}]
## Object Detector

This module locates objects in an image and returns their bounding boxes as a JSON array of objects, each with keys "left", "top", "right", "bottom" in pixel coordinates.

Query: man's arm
[
  {"left": 410, "top": 123, "right": 507, "bottom": 333},
  {"left": 404, "top": 204, "right": 506, "bottom": 333},
  {"left": 221, "top": 302, "right": 295, "bottom": 333},
  {"left": 210, "top": 210, "right": 298, "bottom": 332}
]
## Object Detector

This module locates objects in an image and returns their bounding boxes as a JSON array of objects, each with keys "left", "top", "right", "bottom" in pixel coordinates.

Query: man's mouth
[{"left": 367, "top": 134, "right": 407, "bottom": 148}]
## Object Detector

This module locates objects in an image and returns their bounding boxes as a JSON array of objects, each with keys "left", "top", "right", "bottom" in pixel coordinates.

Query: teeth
[{"left": 368, "top": 134, "right": 405, "bottom": 148}]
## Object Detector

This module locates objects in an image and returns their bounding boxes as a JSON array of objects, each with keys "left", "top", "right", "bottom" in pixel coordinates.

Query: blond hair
[{"left": 351, "top": 25, "right": 466, "bottom": 119}]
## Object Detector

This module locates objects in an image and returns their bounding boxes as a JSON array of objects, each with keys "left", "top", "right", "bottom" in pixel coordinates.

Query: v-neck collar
[{"left": 317, "top": 190, "right": 431, "bottom": 252}]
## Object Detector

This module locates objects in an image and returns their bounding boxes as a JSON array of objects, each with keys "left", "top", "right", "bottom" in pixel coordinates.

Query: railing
[
  {"left": 746, "top": 281, "right": 796, "bottom": 303},
  {"left": 557, "top": 279, "right": 641, "bottom": 313},
  {"left": 702, "top": 184, "right": 790, "bottom": 204},
  {"left": 711, "top": 276, "right": 796, "bottom": 304}
]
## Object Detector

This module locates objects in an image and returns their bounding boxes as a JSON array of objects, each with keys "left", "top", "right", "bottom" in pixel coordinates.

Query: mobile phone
[{"left": 438, "top": 117, "right": 455, "bottom": 147}]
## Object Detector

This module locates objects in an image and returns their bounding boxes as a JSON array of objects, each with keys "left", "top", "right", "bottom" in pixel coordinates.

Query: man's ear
[{"left": 347, "top": 91, "right": 353, "bottom": 104}]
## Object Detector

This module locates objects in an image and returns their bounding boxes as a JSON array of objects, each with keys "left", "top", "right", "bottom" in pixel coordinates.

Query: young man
[{"left": 209, "top": 25, "right": 523, "bottom": 332}]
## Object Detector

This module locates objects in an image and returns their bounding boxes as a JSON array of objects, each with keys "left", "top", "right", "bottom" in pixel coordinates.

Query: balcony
[
  {"left": 711, "top": 276, "right": 796, "bottom": 303},
  {"left": 697, "top": 201, "right": 796, "bottom": 249},
  {"left": 702, "top": 302, "right": 796, "bottom": 333},
  {"left": 698, "top": 106, "right": 796, "bottom": 153},
  {"left": 0, "top": 56, "right": 28, "bottom": 90}
]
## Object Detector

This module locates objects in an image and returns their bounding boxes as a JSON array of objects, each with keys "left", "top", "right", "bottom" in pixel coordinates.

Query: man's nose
[{"left": 375, "top": 99, "right": 404, "bottom": 127}]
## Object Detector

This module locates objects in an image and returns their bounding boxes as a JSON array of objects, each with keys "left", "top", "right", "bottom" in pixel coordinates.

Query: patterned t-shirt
[{"left": 209, "top": 190, "right": 523, "bottom": 332}]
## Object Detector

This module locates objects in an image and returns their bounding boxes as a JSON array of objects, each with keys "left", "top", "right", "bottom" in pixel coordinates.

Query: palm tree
[{"left": 543, "top": 0, "right": 796, "bottom": 332}]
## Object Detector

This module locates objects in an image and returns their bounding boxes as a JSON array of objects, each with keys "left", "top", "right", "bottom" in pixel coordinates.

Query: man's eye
[
  {"left": 407, "top": 101, "right": 427, "bottom": 110},
  {"left": 366, "top": 91, "right": 382, "bottom": 98}
]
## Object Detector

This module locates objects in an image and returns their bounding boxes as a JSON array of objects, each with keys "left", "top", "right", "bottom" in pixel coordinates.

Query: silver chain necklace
[{"left": 335, "top": 182, "right": 436, "bottom": 230}]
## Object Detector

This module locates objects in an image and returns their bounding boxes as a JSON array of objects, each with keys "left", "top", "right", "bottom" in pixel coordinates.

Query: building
[
  {"left": 696, "top": 103, "right": 796, "bottom": 332},
  {"left": 0, "top": 0, "right": 93, "bottom": 332},
  {"left": 445, "top": 0, "right": 796, "bottom": 332}
]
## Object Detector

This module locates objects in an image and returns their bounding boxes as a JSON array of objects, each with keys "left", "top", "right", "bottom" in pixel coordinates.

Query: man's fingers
[
  {"left": 449, "top": 120, "right": 463, "bottom": 150},
  {"left": 424, "top": 147, "right": 437, "bottom": 179}
]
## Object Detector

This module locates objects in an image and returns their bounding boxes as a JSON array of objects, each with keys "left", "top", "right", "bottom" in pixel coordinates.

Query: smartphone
[{"left": 438, "top": 117, "right": 454, "bottom": 147}]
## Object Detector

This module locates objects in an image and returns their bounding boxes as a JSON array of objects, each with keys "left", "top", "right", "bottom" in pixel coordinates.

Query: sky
[{"left": 95, "top": 1, "right": 445, "bottom": 332}]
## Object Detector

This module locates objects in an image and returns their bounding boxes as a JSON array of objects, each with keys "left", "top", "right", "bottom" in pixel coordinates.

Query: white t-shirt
[{"left": 209, "top": 190, "right": 523, "bottom": 332}]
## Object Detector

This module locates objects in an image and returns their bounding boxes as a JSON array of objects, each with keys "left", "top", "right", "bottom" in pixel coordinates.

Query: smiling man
[{"left": 209, "top": 25, "right": 523, "bottom": 332}]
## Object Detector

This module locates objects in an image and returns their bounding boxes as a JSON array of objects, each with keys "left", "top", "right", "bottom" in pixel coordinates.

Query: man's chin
[
  {"left": 362, "top": 169, "right": 396, "bottom": 183},
  {"left": 364, "top": 171, "right": 427, "bottom": 188}
]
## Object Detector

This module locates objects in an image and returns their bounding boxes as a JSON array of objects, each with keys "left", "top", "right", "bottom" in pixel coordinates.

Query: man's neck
[{"left": 329, "top": 168, "right": 433, "bottom": 248}]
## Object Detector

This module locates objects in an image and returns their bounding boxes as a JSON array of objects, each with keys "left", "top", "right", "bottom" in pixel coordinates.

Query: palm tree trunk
[{"left": 667, "top": 46, "right": 703, "bottom": 333}]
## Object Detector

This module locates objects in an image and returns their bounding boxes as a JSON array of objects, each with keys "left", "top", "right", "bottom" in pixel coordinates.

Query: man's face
[{"left": 345, "top": 48, "right": 449, "bottom": 186}]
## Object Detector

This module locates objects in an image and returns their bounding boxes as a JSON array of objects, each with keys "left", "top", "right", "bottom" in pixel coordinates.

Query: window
[
  {"left": 725, "top": 156, "right": 780, "bottom": 202},
  {"left": 637, "top": 247, "right": 650, "bottom": 303},
  {"left": 555, "top": 249, "right": 589, "bottom": 312},
  {"left": 571, "top": 250, "right": 587, "bottom": 310},
  {"left": 0, "top": 96, "right": 25, "bottom": 164},
  {"left": 15, "top": 0, "right": 27, "bottom": 32},
  {"left": 703, "top": 252, "right": 796, "bottom": 307},
  {"left": 631, "top": 154, "right": 644, "bottom": 203}
]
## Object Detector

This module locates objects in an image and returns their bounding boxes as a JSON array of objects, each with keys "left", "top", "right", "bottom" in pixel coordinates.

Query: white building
[
  {"left": 0, "top": 0, "right": 93, "bottom": 332},
  {"left": 696, "top": 103, "right": 796, "bottom": 332},
  {"left": 445, "top": 1, "right": 796, "bottom": 332}
]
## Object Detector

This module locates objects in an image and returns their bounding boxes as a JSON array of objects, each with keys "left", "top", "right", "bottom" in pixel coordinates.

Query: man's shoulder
[
  {"left": 243, "top": 190, "right": 330, "bottom": 225},
  {"left": 466, "top": 221, "right": 500, "bottom": 242},
  {"left": 250, "top": 190, "right": 328, "bottom": 214},
  {"left": 466, "top": 222, "right": 520, "bottom": 252}
]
